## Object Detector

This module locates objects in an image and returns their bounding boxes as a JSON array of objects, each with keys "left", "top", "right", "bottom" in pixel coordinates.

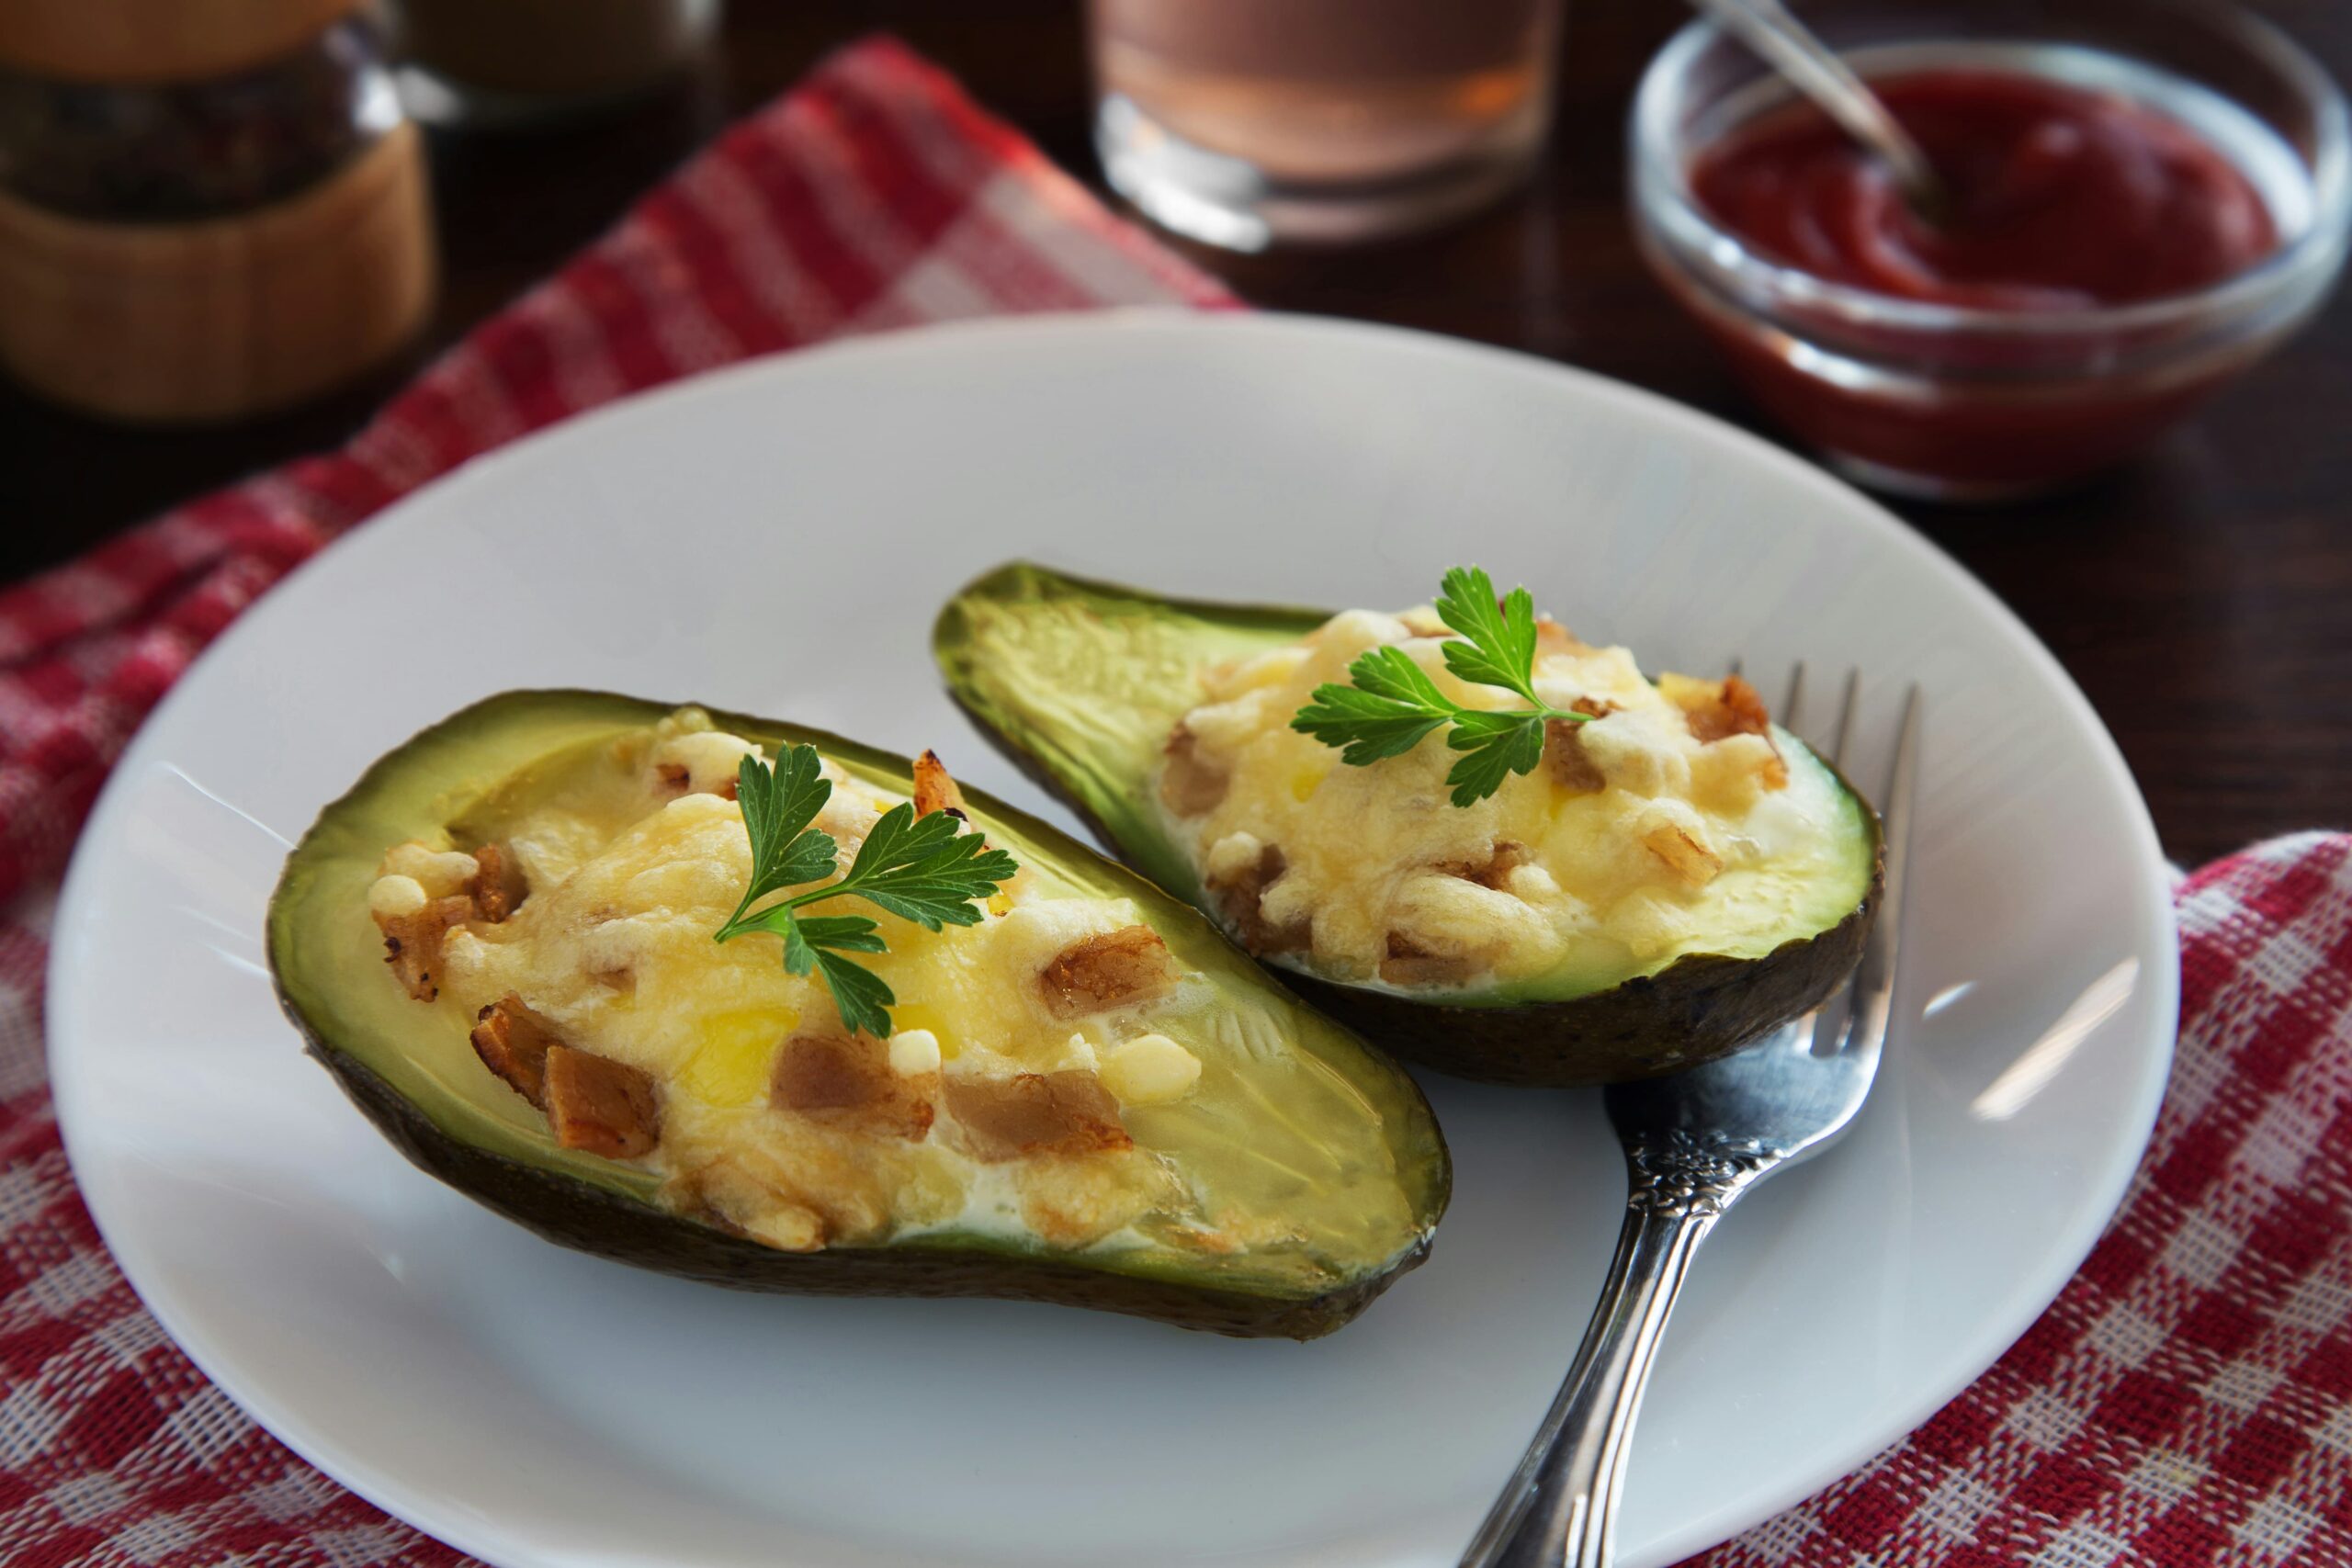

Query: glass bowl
[{"left": 1629, "top": 0, "right": 2350, "bottom": 501}]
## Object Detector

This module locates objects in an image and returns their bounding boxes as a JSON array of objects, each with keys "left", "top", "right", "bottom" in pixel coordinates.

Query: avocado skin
[
  {"left": 292, "top": 1022, "right": 1425, "bottom": 1339},
  {"left": 954, "top": 682, "right": 1883, "bottom": 1086},
  {"left": 935, "top": 563, "right": 1884, "bottom": 1088},
  {"left": 1271, "top": 852, "right": 1883, "bottom": 1086},
  {"left": 269, "top": 689, "right": 1447, "bottom": 1340}
]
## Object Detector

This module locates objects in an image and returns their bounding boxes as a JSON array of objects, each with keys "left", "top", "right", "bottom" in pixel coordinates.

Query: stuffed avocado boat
[
  {"left": 267, "top": 691, "right": 1447, "bottom": 1338},
  {"left": 934, "top": 564, "right": 1883, "bottom": 1086}
]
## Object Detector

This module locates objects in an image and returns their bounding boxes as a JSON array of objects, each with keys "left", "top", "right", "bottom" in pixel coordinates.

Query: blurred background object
[
  {"left": 388, "top": 0, "right": 722, "bottom": 127},
  {"left": 1631, "top": 0, "right": 2349, "bottom": 499},
  {"left": 0, "top": 1, "right": 2345, "bottom": 865},
  {"left": 1091, "top": 0, "right": 1564, "bottom": 249},
  {"left": 0, "top": 0, "right": 433, "bottom": 423}
]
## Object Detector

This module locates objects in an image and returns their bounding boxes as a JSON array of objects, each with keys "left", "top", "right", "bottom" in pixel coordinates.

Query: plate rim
[{"left": 45, "top": 308, "right": 2181, "bottom": 1568}]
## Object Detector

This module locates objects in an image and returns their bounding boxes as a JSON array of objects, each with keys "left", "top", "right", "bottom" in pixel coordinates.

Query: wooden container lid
[
  {"left": 0, "top": 119, "right": 436, "bottom": 423},
  {"left": 0, "top": 0, "right": 365, "bottom": 85}
]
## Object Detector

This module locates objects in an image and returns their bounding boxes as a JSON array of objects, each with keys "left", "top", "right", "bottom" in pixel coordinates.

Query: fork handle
[{"left": 1459, "top": 1201, "right": 1719, "bottom": 1568}]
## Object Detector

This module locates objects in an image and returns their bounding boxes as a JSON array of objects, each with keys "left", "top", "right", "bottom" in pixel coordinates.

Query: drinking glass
[
  {"left": 1090, "top": 0, "right": 1566, "bottom": 250},
  {"left": 388, "top": 0, "right": 720, "bottom": 126}
]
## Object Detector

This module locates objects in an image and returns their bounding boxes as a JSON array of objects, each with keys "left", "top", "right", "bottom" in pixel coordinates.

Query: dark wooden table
[{"left": 3, "top": 0, "right": 2345, "bottom": 864}]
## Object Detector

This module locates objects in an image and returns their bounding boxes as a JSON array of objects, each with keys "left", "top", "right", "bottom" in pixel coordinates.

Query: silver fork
[{"left": 1460, "top": 668, "right": 1922, "bottom": 1568}]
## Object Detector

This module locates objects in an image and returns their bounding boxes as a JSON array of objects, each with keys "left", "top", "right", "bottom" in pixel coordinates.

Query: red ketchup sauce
[
  {"left": 1693, "top": 70, "right": 2278, "bottom": 310},
  {"left": 1673, "top": 69, "right": 2286, "bottom": 493}
]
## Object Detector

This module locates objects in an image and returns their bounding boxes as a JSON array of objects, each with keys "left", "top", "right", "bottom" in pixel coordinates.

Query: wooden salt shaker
[{"left": 0, "top": 0, "right": 436, "bottom": 423}]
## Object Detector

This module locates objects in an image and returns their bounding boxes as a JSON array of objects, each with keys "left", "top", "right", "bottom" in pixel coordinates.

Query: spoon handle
[
  {"left": 1457, "top": 1201, "right": 1717, "bottom": 1568},
  {"left": 1687, "top": 0, "right": 1944, "bottom": 210}
]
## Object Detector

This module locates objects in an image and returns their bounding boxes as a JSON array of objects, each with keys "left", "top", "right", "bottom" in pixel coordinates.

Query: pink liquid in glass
[{"left": 1091, "top": 0, "right": 1562, "bottom": 247}]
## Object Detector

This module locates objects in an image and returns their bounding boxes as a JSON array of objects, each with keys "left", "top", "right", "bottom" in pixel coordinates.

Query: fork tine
[
  {"left": 1826, "top": 683, "right": 1922, "bottom": 1057},
  {"left": 1829, "top": 668, "right": 1861, "bottom": 769},
  {"left": 1778, "top": 661, "right": 1834, "bottom": 1054},
  {"left": 1775, "top": 661, "right": 1827, "bottom": 1054}
]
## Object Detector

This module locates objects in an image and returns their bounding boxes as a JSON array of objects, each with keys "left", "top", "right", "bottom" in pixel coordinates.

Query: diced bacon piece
[
  {"left": 1716, "top": 675, "right": 1772, "bottom": 738},
  {"left": 1642, "top": 819, "right": 1725, "bottom": 886},
  {"left": 469, "top": 841, "right": 529, "bottom": 923},
  {"left": 1435, "top": 840, "right": 1532, "bottom": 890},
  {"left": 944, "top": 1071, "right": 1132, "bottom": 1162},
  {"left": 1159, "top": 724, "right": 1228, "bottom": 817},
  {"left": 1666, "top": 673, "right": 1771, "bottom": 743},
  {"left": 772, "top": 1033, "right": 934, "bottom": 1141},
  {"left": 773, "top": 1034, "right": 869, "bottom": 1109},
  {"left": 469, "top": 993, "right": 560, "bottom": 1108},
  {"left": 379, "top": 895, "right": 474, "bottom": 1001},
  {"left": 545, "top": 1045, "right": 661, "bottom": 1158},
  {"left": 1474, "top": 840, "right": 1532, "bottom": 889},
  {"left": 1380, "top": 931, "right": 1478, "bottom": 987},
  {"left": 1545, "top": 718, "right": 1607, "bottom": 794},
  {"left": 1206, "top": 841, "right": 1309, "bottom": 956},
  {"left": 1543, "top": 697, "right": 1619, "bottom": 795},
  {"left": 1039, "top": 925, "right": 1175, "bottom": 1018},
  {"left": 1663, "top": 674, "right": 1788, "bottom": 788},
  {"left": 912, "top": 750, "right": 966, "bottom": 818}
]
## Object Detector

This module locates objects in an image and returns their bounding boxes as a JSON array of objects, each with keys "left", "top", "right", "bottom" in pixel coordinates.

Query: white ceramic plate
[{"left": 49, "top": 312, "right": 2177, "bottom": 1568}]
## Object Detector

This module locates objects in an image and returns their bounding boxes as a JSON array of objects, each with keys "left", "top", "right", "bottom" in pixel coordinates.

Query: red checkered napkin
[
  {"left": 0, "top": 35, "right": 1229, "bottom": 918},
  {"left": 1690, "top": 836, "right": 2352, "bottom": 1568},
  {"left": 0, "top": 38, "right": 2345, "bottom": 1568}
]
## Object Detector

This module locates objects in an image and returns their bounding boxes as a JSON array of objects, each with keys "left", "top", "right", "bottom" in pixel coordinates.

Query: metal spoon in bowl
[{"left": 1686, "top": 0, "right": 1950, "bottom": 219}]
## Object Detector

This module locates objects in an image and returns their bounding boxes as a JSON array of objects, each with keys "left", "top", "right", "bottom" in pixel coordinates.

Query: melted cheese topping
[
  {"left": 376, "top": 711, "right": 1215, "bottom": 1258},
  {"left": 1160, "top": 608, "right": 1869, "bottom": 996}
]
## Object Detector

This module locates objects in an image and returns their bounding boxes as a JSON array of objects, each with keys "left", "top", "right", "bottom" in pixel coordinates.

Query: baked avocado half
[
  {"left": 267, "top": 690, "right": 1447, "bottom": 1339},
  {"left": 933, "top": 564, "right": 1883, "bottom": 1086}
]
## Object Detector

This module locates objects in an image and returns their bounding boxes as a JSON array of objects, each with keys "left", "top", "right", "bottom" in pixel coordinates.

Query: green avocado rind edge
[
  {"left": 310, "top": 1043, "right": 1428, "bottom": 1339},
  {"left": 933, "top": 561, "right": 1328, "bottom": 908},
  {"left": 932, "top": 562, "right": 1885, "bottom": 1086},
  {"left": 267, "top": 689, "right": 1449, "bottom": 1339}
]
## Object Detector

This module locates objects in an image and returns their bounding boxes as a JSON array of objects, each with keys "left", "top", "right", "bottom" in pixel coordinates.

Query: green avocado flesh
[
  {"left": 933, "top": 563, "right": 1883, "bottom": 1086},
  {"left": 267, "top": 690, "right": 1449, "bottom": 1337}
]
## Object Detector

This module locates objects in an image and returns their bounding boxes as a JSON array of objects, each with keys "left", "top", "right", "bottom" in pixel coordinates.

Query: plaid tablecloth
[{"left": 2, "top": 36, "right": 2346, "bottom": 1568}]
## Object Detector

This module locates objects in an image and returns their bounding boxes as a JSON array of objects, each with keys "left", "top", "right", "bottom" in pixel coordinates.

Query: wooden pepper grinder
[{"left": 0, "top": 0, "right": 436, "bottom": 422}]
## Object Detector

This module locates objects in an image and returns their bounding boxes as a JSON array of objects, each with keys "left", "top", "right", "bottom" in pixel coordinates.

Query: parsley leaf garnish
[
  {"left": 734, "top": 742, "right": 839, "bottom": 901},
  {"left": 715, "top": 748, "right": 1018, "bottom": 1039},
  {"left": 1291, "top": 566, "right": 1596, "bottom": 807},
  {"left": 1431, "top": 566, "right": 1543, "bottom": 702},
  {"left": 1296, "top": 647, "right": 1456, "bottom": 765},
  {"left": 821, "top": 803, "right": 1013, "bottom": 930}
]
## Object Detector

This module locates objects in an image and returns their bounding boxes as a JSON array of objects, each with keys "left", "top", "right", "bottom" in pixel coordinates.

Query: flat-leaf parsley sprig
[
  {"left": 714, "top": 747, "right": 1017, "bottom": 1039},
  {"left": 1290, "top": 566, "right": 1594, "bottom": 807}
]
